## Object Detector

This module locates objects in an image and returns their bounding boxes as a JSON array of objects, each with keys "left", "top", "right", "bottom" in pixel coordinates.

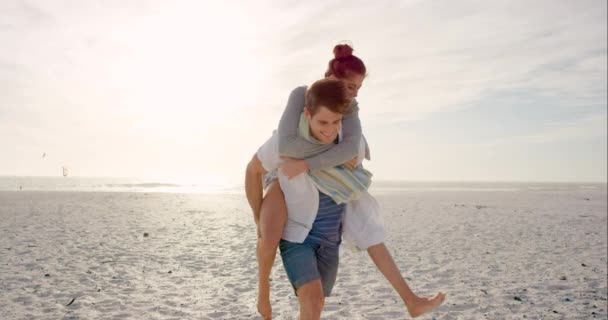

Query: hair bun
[{"left": 333, "top": 44, "right": 353, "bottom": 59}]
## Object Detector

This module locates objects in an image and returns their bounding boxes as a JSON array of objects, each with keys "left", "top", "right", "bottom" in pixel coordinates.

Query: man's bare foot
[
  {"left": 407, "top": 292, "right": 446, "bottom": 318},
  {"left": 257, "top": 285, "right": 272, "bottom": 320}
]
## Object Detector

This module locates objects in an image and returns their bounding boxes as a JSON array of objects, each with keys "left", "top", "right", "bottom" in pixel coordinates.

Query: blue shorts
[{"left": 279, "top": 239, "right": 340, "bottom": 297}]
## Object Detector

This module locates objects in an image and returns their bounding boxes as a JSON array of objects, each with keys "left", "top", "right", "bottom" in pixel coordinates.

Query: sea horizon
[{"left": 1, "top": 175, "right": 606, "bottom": 194}]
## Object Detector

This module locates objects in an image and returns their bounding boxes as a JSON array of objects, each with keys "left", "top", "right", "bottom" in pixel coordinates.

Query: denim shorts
[{"left": 279, "top": 239, "right": 340, "bottom": 297}]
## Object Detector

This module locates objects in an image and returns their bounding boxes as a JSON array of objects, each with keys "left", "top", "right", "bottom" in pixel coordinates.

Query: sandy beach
[{"left": 1, "top": 188, "right": 606, "bottom": 319}]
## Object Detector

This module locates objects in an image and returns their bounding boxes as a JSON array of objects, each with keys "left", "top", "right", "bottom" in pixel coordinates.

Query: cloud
[
  {"left": 0, "top": 0, "right": 605, "bottom": 180},
  {"left": 457, "top": 111, "right": 607, "bottom": 148},
  {"left": 229, "top": 1, "right": 607, "bottom": 127},
  {"left": 362, "top": 1, "right": 606, "bottom": 119}
]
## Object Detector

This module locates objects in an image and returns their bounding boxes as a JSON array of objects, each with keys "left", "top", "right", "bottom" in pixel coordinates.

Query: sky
[{"left": 1, "top": 0, "right": 606, "bottom": 184}]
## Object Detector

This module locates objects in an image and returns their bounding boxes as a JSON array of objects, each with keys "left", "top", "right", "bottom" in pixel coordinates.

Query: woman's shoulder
[{"left": 289, "top": 85, "right": 308, "bottom": 96}]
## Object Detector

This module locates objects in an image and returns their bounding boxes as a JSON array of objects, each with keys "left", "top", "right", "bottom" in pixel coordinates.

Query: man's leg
[
  {"left": 279, "top": 240, "right": 328, "bottom": 320},
  {"left": 296, "top": 279, "right": 325, "bottom": 320},
  {"left": 315, "top": 244, "right": 340, "bottom": 298},
  {"left": 257, "top": 181, "right": 287, "bottom": 320},
  {"left": 367, "top": 243, "right": 446, "bottom": 318}
]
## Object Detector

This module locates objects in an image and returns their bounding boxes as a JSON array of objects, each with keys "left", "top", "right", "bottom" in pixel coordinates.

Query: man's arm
[
  {"left": 277, "top": 86, "right": 362, "bottom": 172},
  {"left": 245, "top": 154, "right": 267, "bottom": 224}
]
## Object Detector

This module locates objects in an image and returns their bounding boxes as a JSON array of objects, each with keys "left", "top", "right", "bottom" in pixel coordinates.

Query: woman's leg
[
  {"left": 367, "top": 243, "right": 446, "bottom": 318},
  {"left": 256, "top": 181, "right": 287, "bottom": 320}
]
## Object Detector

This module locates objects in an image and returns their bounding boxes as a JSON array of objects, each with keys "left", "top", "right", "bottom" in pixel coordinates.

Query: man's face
[{"left": 304, "top": 105, "right": 343, "bottom": 144}]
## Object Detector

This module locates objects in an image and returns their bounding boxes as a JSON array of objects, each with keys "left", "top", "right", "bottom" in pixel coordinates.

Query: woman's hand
[
  {"left": 343, "top": 156, "right": 358, "bottom": 170},
  {"left": 279, "top": 157, "right": 309, "bottom": 179}
]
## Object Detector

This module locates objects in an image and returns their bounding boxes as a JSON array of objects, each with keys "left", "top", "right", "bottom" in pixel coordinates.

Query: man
[{"left": 245, "top": 78, "right": 445, "bottom": 320}]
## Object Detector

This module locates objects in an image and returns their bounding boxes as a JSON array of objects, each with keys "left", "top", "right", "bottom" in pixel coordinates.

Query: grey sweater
[{"left": 277, "top": 86, "right": 370, "bottom": 172}]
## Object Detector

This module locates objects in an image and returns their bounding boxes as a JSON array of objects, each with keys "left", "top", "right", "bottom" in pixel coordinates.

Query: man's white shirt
[{"left": 256, "top": 132, "right": 385, "bottom": 249}]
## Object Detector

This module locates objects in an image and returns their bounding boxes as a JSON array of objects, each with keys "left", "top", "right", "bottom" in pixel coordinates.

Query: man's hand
[
  {"left": 280, "top": 157, "right": 308, "bottom": 179},
  {"left": 343, "top": 156, "right": 358, "bottom": 170}
]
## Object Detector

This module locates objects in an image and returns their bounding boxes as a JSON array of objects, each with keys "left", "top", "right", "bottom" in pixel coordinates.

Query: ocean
[{"left": 0, "top": 176, "right": 605, "bottom": 194}]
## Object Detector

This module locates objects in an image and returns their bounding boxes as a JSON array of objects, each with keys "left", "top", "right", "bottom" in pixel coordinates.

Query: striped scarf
[{"left": 298, "top": 113, "right": 372, "bottom": 204}]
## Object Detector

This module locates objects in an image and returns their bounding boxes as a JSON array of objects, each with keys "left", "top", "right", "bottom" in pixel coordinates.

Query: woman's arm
[
  {"left": 277, "top": 86, "right": 327, "bottom": 157},
  {"left": 277, "top": 86, "right": 362, "bottom": 172}
]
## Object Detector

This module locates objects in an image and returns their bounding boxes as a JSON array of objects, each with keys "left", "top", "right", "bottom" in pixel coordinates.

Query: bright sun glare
[{"left": 108, "top": 3, "right": 266, "bottom": 133}]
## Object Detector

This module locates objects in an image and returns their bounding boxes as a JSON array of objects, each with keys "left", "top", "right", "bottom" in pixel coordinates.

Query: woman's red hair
[{"left": 324, "top": 43, "right": 366, "bottom": 78}]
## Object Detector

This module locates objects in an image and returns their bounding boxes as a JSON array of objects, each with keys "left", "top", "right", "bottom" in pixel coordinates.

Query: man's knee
[
  {"left": 298, "top": 282, "right": 325, "bottom": 317},
  {"left": 303, "top": 295, "right": 324, "bottom": 318},
  {"left": 310, "top": 295, "right": 324, "bottom": 315}
]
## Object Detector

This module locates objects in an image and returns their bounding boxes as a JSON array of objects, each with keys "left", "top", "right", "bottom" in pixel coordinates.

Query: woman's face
[
  {"left": 343, "top": 73, "right": 365, "bottom": 98},
  {"left": 328, "top": 73, "right": 365, "bottom": 98}
]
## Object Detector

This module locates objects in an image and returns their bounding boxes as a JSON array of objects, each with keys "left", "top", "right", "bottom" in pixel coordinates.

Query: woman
[{"left": 254, "top": 44, "right": 445, "bottom": 319}]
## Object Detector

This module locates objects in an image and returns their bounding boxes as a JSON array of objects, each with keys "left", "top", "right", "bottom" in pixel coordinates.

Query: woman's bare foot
[
  {"left": 257, "top": 284, "right": 272, "bottom": 320},
  {"left": 407, "top": 292, "right": 446, "bottom": 318}
]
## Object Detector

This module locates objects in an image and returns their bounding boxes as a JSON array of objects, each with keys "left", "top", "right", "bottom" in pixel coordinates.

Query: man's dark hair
[{"left": 305, "top": 79, "right": 352, "bottom": 116}]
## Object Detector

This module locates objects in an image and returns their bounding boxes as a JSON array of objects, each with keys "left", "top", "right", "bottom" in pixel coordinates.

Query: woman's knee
[
  {"left": 257, "top": 236, "right": 280, "bottom": 253},
  {"left": 262, "top": 181, "right": 287, "bottom": 213},
  {"left": 258, "top": 217, "right": 284, "bottom": 244},
  {"left": 259, "top": 182, "right": 287, "bottom": 242}
]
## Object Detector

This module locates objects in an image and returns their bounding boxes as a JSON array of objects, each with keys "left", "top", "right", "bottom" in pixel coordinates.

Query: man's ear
[{"left": 304, "top": 107, "right": 311, "bottom": 118}]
